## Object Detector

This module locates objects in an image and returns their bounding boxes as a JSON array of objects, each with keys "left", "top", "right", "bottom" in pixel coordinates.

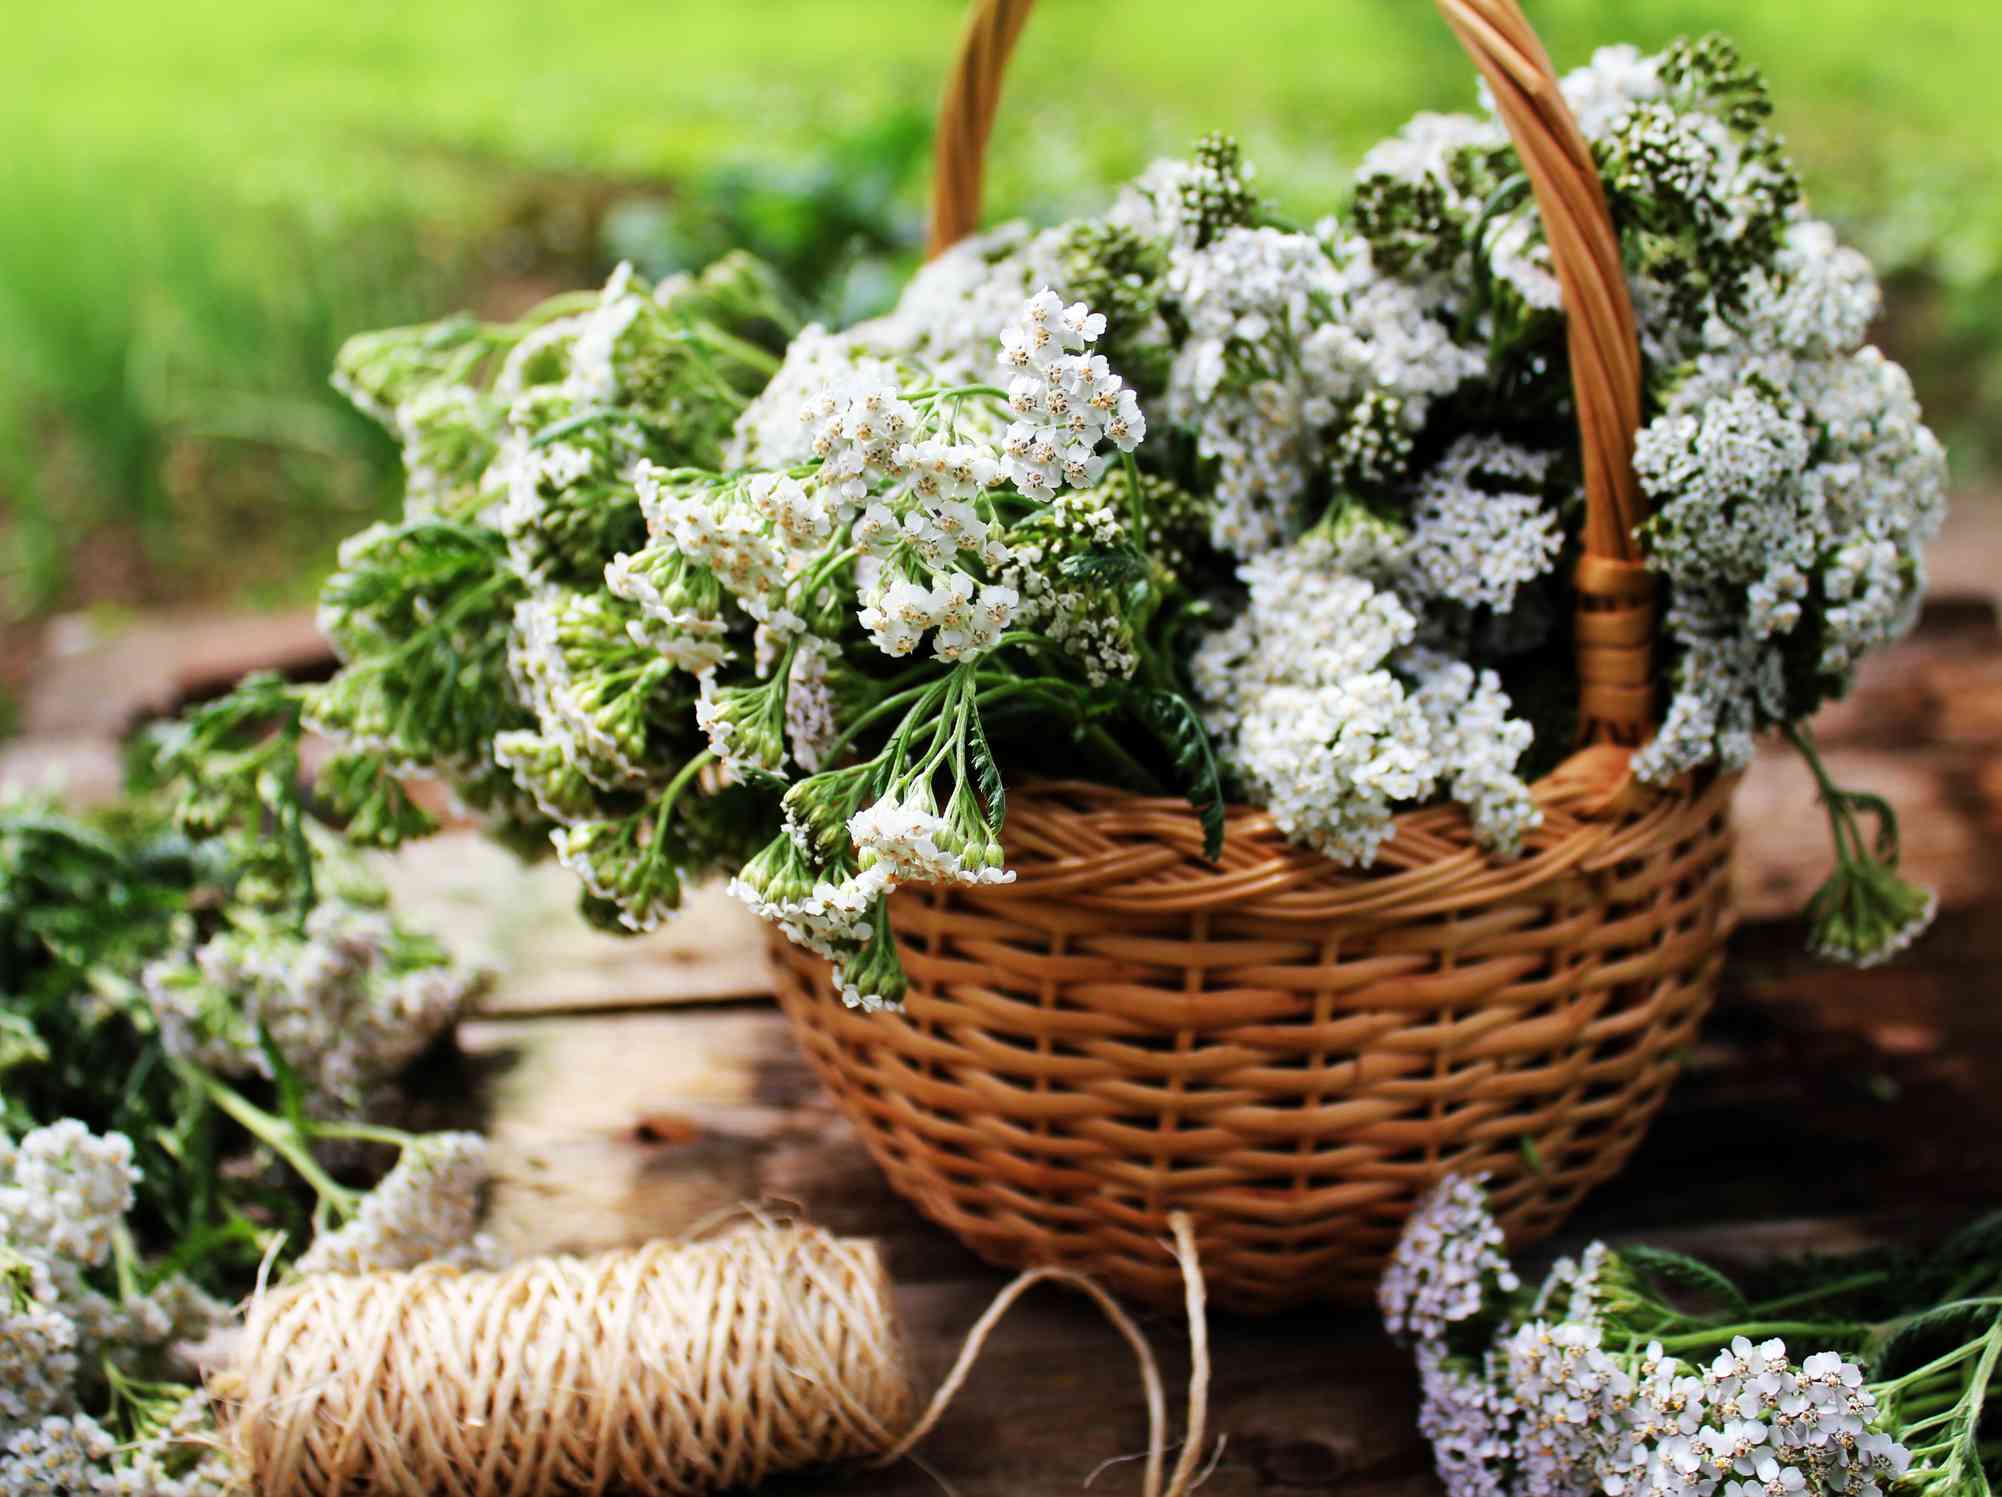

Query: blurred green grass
[{"left": 4, "top": 0, "right": 2000, "bottom": 618}]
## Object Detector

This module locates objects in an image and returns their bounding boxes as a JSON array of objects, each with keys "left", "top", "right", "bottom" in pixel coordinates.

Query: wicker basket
[{"left": 769, "top": 0, "right": 1740, "bottom": 1311}]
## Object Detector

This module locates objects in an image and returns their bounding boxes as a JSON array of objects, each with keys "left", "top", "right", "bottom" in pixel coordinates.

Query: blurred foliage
[
  {"left": 1, "top": 0, "right": 1998, "bottom": 620},
  {"left": 601, "top": 104, "right": 933, "bottom": 327}
]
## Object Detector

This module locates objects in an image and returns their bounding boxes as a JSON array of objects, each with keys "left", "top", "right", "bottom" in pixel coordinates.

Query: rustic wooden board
[
  {"left": 22, "top": 609, "right": 326, "bottom": 738},
  {"left": 459, "top": 1006, "right": 1439, "bottom": 1497},
  {"left": 370, "top": 833, "right": 771, "bottom": 1016},
  {"left": 455, "top": 966, "right": 2002, "bottom": 1497}
]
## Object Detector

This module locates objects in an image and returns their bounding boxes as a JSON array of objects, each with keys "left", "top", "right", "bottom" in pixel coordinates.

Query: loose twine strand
[{"left": 222, "top": 1212, "right": 1211, "bottom": 1497}]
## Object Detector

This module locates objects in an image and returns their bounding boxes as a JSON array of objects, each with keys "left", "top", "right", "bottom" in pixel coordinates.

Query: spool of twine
[{"left": 224, "top": 1214, "right": 1211, "bottom": 1497}]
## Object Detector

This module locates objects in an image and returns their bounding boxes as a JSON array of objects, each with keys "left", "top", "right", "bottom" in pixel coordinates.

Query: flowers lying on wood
[
  {"left": 303, "top": 34, "right": 1941, "bottom": 1000},
  {"left": 1383, "top": 1176, "right": 2002, "bottom": 1497},
  {"left": 1, "top": 783, "right": 495, "bottom": 1496}
]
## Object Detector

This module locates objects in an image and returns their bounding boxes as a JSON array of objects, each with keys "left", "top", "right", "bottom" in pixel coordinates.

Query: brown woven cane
[{"left": 769, "top": 0, "right": 1739, "bottom": 1310}]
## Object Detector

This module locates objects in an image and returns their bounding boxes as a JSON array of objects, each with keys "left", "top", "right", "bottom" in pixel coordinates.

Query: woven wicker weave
[{"left": 768, "top": 0, "right": 1741, "bottom": 1310}]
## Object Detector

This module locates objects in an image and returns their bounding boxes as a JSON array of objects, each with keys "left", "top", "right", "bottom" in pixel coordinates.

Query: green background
[{"left": 5, "top": 0, "right": 1998, "bottom": 619}]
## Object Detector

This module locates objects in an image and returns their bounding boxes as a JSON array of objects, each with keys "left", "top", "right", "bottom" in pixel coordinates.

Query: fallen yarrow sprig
[
  {"left": 2, "top": 772, "right": 498, "bottom": 1497},
  {"left": 306, "top": 35, "right": 1941, "bottom": 1007},
  {"left": 1382, "top": 1176, "right": 2002, "bottom": 1497}
]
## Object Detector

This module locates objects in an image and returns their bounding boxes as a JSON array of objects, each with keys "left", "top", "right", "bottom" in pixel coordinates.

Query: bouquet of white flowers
[{"left": 303, "top": 31, "right": 1941, "bottom": 1016}]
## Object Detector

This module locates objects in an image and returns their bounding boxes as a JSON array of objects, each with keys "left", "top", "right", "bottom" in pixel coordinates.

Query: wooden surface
[
  {"left": 9, "top": 507, "right": 2002, "bottom": 1492},
  {"left": 446, "top": 961, "right": 2002, "bottom": 1496},
  {"left": 456, "top": 1005, "right": 1444, "bottom": 1497}
]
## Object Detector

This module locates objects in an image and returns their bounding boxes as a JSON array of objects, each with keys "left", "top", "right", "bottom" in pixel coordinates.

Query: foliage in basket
[
  {"left": 302, "top": 35, "right": 1943, "bottom": 1011},
  {"left": 1, "top": 725, "right": 496, "bottom": 1494}
]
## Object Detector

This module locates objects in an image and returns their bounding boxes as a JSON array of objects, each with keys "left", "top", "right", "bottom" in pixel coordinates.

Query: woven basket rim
[
  {"left": 1005, "top": 739, "right": 1662, "bottom": 826},
  {"left": 960, "top": 758, "right": 1736, "bottom": 920}
]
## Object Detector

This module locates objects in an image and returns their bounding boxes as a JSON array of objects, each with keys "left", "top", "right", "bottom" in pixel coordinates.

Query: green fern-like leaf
[
  {"left": 1878, "top": 1299, "right": 2002, "bottom": 1377},
  {"left": 1059, "top": 547, "right": 1150, "bottom": 587},
  {"left": 1621, "top": 1244, "right": 1750, "bottom": 1314},
  {"left": 964, "top": 697, "right": 1005, "bottom": 837},
  {"left": 317, "top": 751, "right": 439, "bottom": 850},
  {"left": 1125, "top": 687, "right": 1225, "bottom": 861}
]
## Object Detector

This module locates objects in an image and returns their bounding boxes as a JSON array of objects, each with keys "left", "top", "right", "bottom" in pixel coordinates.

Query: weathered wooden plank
[
  {"left": 456, "top": 975, "right": 2002, "bottom": 1496},
  {"left": 744, "top": 1271, "right": 1432, "bottom": 1497},
  {"left": 460, "top": 1006, "right": 1438, "bottom": 1496},
  {"left": 371, "top": 832, "right": 772, "bottom": 1016},
  {"left": 24, "top": 609, "right": 326, "bottom": 737},
  {"left": 0, "top": 734, "right": 124, "bottom": 804},
  {"left": 459, "top": 1008, "right": 973, "bottom": 1276},
  {"left": 1915, "top": 501, "right": 2002, "bottom": 606},
  {"left": 1732, "top": 740, "right": 2000, "bottom": 921}
]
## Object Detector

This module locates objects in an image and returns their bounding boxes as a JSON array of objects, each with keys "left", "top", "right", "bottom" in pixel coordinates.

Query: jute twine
[{"left": 223, "top": 1213, "right": 1211, "bottom": 1497}]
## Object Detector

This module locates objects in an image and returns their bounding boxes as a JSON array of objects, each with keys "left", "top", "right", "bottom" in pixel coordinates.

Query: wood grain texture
[
  {"left": 459, "top": 1007, "right": 1440, "bottom": 1496},
  {"left": 457, "top": 971, "right": 2002, "bottom": 1495},
  {"left": 22, "top": 609, "right": 326, "bottom": 737},
  {"left": 370, "top": 835, "right": 770, "bottom": 1016}
]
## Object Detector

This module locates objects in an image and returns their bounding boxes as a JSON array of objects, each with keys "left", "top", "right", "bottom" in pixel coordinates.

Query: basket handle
[{"left": 927, "top": 0, "right": 1656, "bottom": 747}]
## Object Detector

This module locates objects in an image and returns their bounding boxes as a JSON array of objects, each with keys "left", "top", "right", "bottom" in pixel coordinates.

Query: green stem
[
  {"left": 112, "top": 1223, "right": 142, "bottom": 1303},
  {"left": 181, "top": 1065, "right": 357, "bottom": 1220},
  {"left": 1745, "top": 1271, "right": 1891, "bottom": 1316},
  {"left": 909, "top": 668, "right": 971, "bottom": 781},
  {"left": 1653, "top": 1320, "right": 1869, "bottom": 1355},
  {"left": 990, "top": 630, "right": 1073, "bottom": 658},
  {"left": 1907, "top": 1437, "right": 1960, "bottom": 1459},
  {"left": 1951, "top": 1316, "right": 2002, "bottom": 1474},
  {"left": 656, "top": 749, "right": 718, "bottom": 820},
  {"left": 909, "top": 383, "right": 1009, "bottom": 404},
  {"left": 495, "top": 292, "right": 602, "bottom": 334},
  {"left": 1878, "top": 1333, "right": 1998, "bottom": 1396},
  {"left": 689, "top": 320, "right": 782, "bottom": 377},
  {"left": 276, "top": 707, "right": 314, "bottom": 929},
  {"left": 787, "top": 539, "right": 861, "bottom": 605},
  {"left": 308, "top": 1119, "right": 421, "bottom": 1150},
  {"left": 1783, "top": 720, "right": 1864, "bottom": 865},
  {"left": 361, "top": 572, "right": 515, "bottom": 674},
  {"left": 823, "top": 677, "right": 949, "bottom": 766},
  {"left": 1899, "top": 1390, "right": 1966, "bottom": 1421},
  {"left": 1122, "top": 449, "right": 1148, "bottom": 538}
]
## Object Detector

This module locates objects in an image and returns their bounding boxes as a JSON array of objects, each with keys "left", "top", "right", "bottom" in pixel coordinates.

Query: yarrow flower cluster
[
  {"left": 2, "top": 793, "right": 502, "bottom": 1497},
  {"left": 140, "top": 899, "right": 481, "bottom": 1115},
  {"left": 1193, "top": 532, "right": 1541, "bottom": 864},
  {"left": 1376, "top": 1178, "right": 1992, "bottom": 1497},
  {"left": 998, "top": 287, "right": 1146, "bottom": 497},
  {"left": 1, "top": 1121, "right": 233, "bottom": 1497},
  {"left": 1380, "top": 1174, "right": 1522, "bottom": 1344},
  {"left": 2, "top": 1116, "right": 502, "bottom": 1497},
  {"left": 310, "top": 28, "right": 1942, "bottom": 994},
  {"left": 0, "top": 769, "right": 522, "bottom": 1497},
  {"left": 293, "top": 1132, "right": 499, "bottom": 1278}
]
